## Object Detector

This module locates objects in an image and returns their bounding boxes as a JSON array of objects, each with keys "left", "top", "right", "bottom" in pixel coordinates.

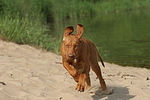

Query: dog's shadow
[{"left": 90, "top": 86, "right": 135, "bottom": 100}]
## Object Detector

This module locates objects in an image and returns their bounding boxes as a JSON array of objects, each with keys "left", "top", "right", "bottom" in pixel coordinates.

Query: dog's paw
[
  {"left": 95, "top": 88, "right": 114, "bottom": 95},
  {"left": 75, "top": 83, "right": 85, "bottom": 92}
]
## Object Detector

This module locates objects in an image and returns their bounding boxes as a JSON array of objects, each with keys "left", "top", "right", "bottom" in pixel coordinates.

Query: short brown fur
[{"left": 61, "top": 24, "right": 107, "bottom": 92}]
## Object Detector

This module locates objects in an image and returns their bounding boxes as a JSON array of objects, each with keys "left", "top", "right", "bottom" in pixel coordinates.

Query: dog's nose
[{"left": 68, "top": 54, "right": 74, "bottom": 58}]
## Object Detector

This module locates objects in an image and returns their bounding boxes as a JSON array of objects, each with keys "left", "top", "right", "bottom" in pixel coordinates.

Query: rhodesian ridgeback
[{"left": 61, "top": 24, "right": 111, "bottom": 94}]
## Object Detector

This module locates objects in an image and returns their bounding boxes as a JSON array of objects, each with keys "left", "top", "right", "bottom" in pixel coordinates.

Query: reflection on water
[{"left": 55, "top": 10, "right": 150, "bottom": 68}]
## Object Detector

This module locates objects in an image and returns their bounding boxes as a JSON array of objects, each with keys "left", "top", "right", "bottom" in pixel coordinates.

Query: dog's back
[{"left": 79, "top": 38, "right": 105, "bottom": 67}]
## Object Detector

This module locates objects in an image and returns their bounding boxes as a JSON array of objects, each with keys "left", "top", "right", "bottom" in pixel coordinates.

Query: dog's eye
[{"left": 75, "top": 44, "right": 78, "bottom": 48}]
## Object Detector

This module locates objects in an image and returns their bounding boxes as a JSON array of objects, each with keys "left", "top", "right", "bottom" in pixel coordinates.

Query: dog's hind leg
[
  {"left": 90, "top": 61, "right": 113, "bottom": 95},
  {"left": 90, "top": 59, "right": 107, "bottom": 91},
  {"left": 85, "top": 73, "right": 91, "bottom": 90},
  {"left": 84, "top": 62, "right": 91, "bottom": 90}
]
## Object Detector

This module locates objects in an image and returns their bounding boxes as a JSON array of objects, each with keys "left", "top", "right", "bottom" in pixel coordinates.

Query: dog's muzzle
[{"left": 67, "top": 54, "right": 77, "bottom": 64}]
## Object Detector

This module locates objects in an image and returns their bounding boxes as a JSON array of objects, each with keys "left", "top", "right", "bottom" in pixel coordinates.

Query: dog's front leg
[
  {"left": 75, "top": 73, "right": 86, "bottom": 92},
  {"left": 63, "top": 61, "right": 86, "bottom": 92},
  {"left": 63, "top": 62, "right": 78, "bottom": 77},
  {"left": 74, "top": 62, "right": 87, "bottom": 92}
]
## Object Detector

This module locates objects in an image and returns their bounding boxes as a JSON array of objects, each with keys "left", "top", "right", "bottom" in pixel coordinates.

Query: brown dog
[{"left": 61, "top": 24, "right": 109, "bottom": 94}]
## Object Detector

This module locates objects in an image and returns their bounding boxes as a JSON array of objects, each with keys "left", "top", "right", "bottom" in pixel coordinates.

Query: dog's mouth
[
  {"left": 67, "top": 58, "right": 77, "bottom": 64},
  {"left": 67, "top": 58, "right": 74, "bottom": 63}
]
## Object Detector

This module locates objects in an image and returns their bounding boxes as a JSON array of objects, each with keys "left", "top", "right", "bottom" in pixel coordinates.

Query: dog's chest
[{"left": 70, "top": 60, "right": 83, "bottom": 70}]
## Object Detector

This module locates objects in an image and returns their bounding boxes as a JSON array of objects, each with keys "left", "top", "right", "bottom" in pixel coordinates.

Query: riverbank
[
  {"left": 1, "top": 0, "right": 150, "bottom": 52},
  {"left": 0, "top": 40, "right": 149, "bottom": 100}
]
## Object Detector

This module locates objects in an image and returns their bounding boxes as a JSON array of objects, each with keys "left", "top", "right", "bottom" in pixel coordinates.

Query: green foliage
[
  {"left": 0, "top": 0, "right": 150, "bottom": 53},
  {"left": 0, "top": 0, "right": 57, "bottom": 51}
]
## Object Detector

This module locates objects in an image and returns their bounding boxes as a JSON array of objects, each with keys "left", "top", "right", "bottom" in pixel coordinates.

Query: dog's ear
[
  {"left": 63, "top": 26, "right": 74, "bottom": 41},
  {"left": 76, "top": 24, "right": 84, "bottom": 39}
]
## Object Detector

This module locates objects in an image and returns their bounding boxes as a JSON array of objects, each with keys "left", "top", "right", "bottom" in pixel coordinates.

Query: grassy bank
[
  {"left": 0, "top": 0, "right": 150, "bottom": 53},
  {"left": 0, "top": 0, "right": 60, "bottom": 52}
]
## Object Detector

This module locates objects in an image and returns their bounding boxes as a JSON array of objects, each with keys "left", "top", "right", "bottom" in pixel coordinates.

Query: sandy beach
[{"left": 0, "top": 39, "right": 150, "bottom": 100}]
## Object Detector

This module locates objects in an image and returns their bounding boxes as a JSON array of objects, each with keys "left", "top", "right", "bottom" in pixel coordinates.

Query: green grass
[
  {"left": 0, "top": 0, "right": 60, "bottom": 52},
  {"left": 0, "top": 0, "right": 150, "bottom": 53}
]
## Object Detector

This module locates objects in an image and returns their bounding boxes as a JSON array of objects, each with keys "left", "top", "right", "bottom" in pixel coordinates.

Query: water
[{"left": 54, "top": 10, "right": 150, "bottom": 68}]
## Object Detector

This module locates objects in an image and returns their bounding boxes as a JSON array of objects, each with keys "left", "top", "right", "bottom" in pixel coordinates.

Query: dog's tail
[
  {"left": 97, "top": 52, "right": 105, "bottom": 67},
  {"left": 95, "top": 47, "right": 105, "bottom": 67}
]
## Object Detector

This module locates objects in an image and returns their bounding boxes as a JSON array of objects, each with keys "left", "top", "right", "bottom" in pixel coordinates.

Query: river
[{"left": 54, "top": 10, "right": 150, "bottom": 68}]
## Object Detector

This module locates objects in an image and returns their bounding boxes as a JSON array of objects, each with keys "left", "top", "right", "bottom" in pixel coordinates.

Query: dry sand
[{"left": 0, "top": 40, "right": 150, "bottom": 100}]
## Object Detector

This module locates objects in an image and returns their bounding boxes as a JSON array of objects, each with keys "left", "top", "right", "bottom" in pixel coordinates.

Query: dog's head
[{"left": 61, "top": 24, "right": 84, "bottom": 63}]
